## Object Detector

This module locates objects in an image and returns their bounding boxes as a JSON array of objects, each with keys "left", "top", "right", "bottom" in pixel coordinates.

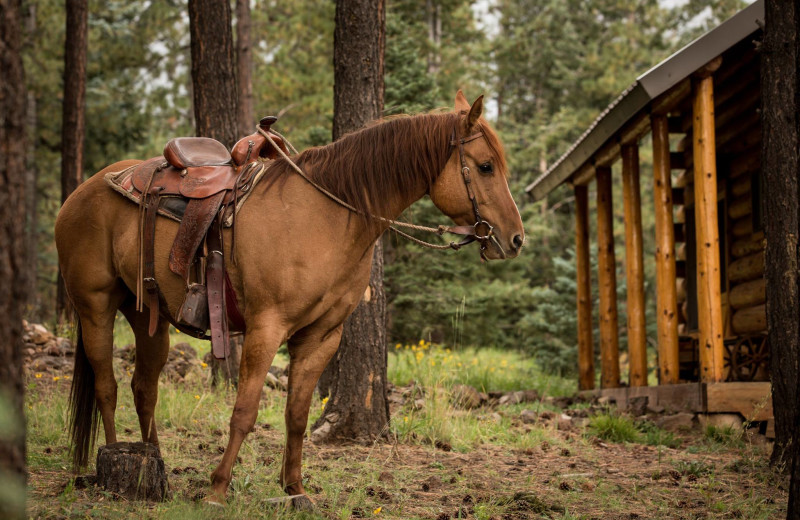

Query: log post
[
  {"left": 96, "top": 442, "right": 168, "bottom": 501},
  {"left": 651, "top": 114, "right": 680, "bottom": 384},
  {"left": 692, "top": 71, "right": 725, "bottom": 382},
  {"left": 596, "top": 166, "right": 621, "bottom": 388},
  {"left": 575, "top": 185, "right": 594, "bottom": 390},
  {"left": 622, "top": 144, "right": 647, "bottom": 386}
]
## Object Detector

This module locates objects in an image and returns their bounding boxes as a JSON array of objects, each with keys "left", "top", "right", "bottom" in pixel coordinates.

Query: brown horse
[{"left": 55, "top": 91, "right": 524, "bottom": 504}]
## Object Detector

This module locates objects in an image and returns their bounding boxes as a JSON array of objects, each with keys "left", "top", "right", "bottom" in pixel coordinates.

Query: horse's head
[{"left": 429, "top": 91, "right": 525, "bottom": 260}]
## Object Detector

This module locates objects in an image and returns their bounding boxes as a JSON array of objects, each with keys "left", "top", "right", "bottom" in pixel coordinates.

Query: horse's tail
[{"left": 68, "top": 316, "right": 99, "bottom": 469}]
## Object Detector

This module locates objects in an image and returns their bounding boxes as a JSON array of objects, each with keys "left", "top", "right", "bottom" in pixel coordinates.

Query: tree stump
[{"left": 96, "top": 442, "right": 168, "bottom": 501}]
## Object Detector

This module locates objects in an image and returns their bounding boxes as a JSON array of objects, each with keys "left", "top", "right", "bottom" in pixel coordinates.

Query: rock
[
  {"left": 627, "top": 396, "right": 649, "bottom": 417},
  {"left": 413, "top": 398, "right": 426, "bottom": 411},
  {"left": 265, "top": 372, "right": 287, "bottom": 390},
  {"left": 597, "top": 396, "right": 615, "bottom": 406},
  {"left": 268, "top": 365, "right": 285, "bottom": 378},
  {"left": 498, "top": 390, "right": 540, "bottom": 406},
  {"left": 557, "top": 414, "right": 573, "bottom": 431},
  {"left": 655, "top": 412, "right": 696, "bottom": 432},
  {"left": 309, "top": 421, "right": 332, "bottom": 443},
  {"left": 520, "top": 409, "right": 538, "bottom": 424},
  {"left": 96, "top": 442, "right": 168, "bottom": 502},
  {"left": 451, "top": 384, "right": 483, "bottom": 409},
  {"left": 29, "top": 323, "right": 54, "bottom": 345},
  {"left": 697, "top": 413, "right": 743, "bottom": 430},
  {"left": 646, "top": 403, "right": 665, "bottom": 414}
]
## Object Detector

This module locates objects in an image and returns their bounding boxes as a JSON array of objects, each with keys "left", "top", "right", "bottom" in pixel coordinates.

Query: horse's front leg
[
  {"left": 208, "top": 317, "right": 283, "bottom": 504},
  {"left": 281, "top": 323, "right": 344, "bottom": 497}
]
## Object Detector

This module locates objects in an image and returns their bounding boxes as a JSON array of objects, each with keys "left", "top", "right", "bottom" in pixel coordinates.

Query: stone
[
  {"left": 557, "top": 414, "right": 573, "bottom": 431},
  {"left": 627, "top": 396, "right": 649, "bottom": 417},
  {"left": 29, "top": 323, "right": 54, "bottom": 345},
  {"left": 451, "top": 384, "right": 483, "bottom": 409},
  {"left": 265, "top": 372, "right": 287, "bottom": 390},
  {"left": 646, "top": 403, "right": 665, "bottom": 414},
  {"left": 520, "top": 409, "right": 539, "bottom": 424},
  {"left": 697, "top": 413, "right": 743, "bottom": 430},
  {"left": 655, "top": 412, "right": 696, "bottom": 432}
]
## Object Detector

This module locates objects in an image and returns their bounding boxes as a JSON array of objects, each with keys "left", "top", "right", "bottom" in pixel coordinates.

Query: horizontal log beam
[
  {"left": 729, "top": 278, "right": 766, "bottom": 310},
  {"left": 731, "top": 304, "right": 767, "bottom": 335},
  {"left": 731, "top": 235, "right": 765, "bottom": 258},
  {"left": 729, "top": 250, "right": 765, "bottom": 283}
]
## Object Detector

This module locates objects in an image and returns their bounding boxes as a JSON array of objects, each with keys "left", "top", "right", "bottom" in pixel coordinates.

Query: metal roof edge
[{"left": 525, "top": 0, "right": 764, "bottom": 201}]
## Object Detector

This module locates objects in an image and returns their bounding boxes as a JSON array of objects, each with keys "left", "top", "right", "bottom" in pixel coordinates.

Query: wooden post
[
  {"left": 692, "top": 72, "right": 725, "bottom": 382},
  {"left": 622, "top": 144, "right": 648, "bottom": 386},
  {"left": 651, "top": 115, "right": 680, "bottom": 384},
  {"left": 596, "top": 166, "right": 621, "bottom": 388},
  {"left": 575, "top": 185, "right": 594, "bottom": 390}
]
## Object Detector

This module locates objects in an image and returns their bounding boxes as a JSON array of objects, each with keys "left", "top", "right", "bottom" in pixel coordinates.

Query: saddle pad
[{"left": 105, "top": 160, "right": 272, "bottom": 227}]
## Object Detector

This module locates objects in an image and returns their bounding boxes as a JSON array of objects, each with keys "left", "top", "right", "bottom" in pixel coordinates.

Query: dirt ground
[{"left": 27, "top": 403, "right": 787, "bottom": 520}]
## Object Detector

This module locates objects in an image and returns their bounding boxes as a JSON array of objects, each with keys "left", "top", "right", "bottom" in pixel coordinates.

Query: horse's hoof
[
  {"left": 203, "top": 495, "right": 226, "bottom": 508},
  {"left": 265, "top": 494, "right": 315, "bottom": 511}
]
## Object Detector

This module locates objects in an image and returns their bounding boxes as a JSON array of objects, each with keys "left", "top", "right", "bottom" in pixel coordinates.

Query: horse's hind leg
[
  {"left": 208, "top": 316, "right": 284, "bottom": 503},
  {"left": 120, "top": 301, "right": 170, "bottom": 445},
  {"left": 280, "top": 323, "right": 344, "bottom": 496},
  {"left": 69, "top": 281, "right": 127, "bottom": 464}
]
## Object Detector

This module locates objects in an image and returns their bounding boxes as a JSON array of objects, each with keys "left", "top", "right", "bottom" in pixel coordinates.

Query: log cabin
[{"left": 526, "top": 1, "right": 772, "bottom": 430}]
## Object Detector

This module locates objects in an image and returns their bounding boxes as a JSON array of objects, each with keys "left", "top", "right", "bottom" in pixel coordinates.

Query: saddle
[{"left": 110, "top": 116, "right": 288, "bottom": 359}]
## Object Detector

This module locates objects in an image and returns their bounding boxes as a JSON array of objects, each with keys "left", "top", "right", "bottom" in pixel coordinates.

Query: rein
[{"left": 257, "top": 125, "right": 505, "bottom": 257}]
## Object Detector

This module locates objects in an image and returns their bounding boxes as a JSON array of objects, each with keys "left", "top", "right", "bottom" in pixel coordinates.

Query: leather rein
[{"left": 257, "top": 125, "right": 506, "bottom": 259}]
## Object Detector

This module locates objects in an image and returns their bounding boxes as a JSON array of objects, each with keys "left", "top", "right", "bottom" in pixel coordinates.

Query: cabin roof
[{"left": 525, "top": 0, "right": 764, "bottom": 201}]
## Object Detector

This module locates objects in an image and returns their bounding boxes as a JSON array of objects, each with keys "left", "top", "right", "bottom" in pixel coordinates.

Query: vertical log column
[
  {"left": 575, "top": 185, "right": 595, "bottom": 390},
  {"left": 692, "top": 72, "right": 725, "bottom": 382},
  {"left": 651, "top": 115, "right": 680, "bottom": 384},
  {"left": 622, "top": 144, "right": 648, "bottom": 386},
  {"left": 596, "top": 166, "right": 621, "bottom": 388}
]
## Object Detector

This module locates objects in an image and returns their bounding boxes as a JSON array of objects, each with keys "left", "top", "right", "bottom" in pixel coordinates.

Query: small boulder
[
  {"left": 627, "top": 396, "right": 649, "bottom": 417},
  {"left": 655, "top": 412, "right": 696, "bottom": 432},
  {"left": 697, "top": 413, "right": 743, "bottom": 430},
  {"left": 520, "top": 409, "right": 538, "bottom": 424},
  {"left": 451, "top": 384, "right": 483, "bottom": 409}
]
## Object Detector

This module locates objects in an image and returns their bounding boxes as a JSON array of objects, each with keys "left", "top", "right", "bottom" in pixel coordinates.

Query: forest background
[{"left": 22, "top": 0, "right": 746, "bottom": 381}]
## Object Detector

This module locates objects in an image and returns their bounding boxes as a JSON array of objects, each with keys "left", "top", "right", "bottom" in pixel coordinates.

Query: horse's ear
[
  {"left": 455, "top": 90, "right": 470, "bottom": 113},
  {"left": 467, "top": 95, "right": 484, "bottom": 129}
]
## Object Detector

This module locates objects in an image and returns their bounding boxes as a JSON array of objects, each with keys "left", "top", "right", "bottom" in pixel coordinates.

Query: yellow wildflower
[
  {"left": 194, "top": 395, "right": 200, "bottom": 400},
  {"left": 395, "top": 343, "right": 402, "bottom": 350},
  {"left": 418, "top": 339, "right": 425, "bottom": 346},
  {"left": 403, "top": 416, "right": 409, "bottom": 423},
  {"left": 373, "top": 506, "right": 382, "bottom": 515},
  {"left": 201, "top": 362, "right": 208, "bottom": 368},
  {"left": 53, "top": 376, "right": 60, "bottom": 382},
  {"left": 34, "top": 373, "right": 42, "bottom": 379},
  {"left": 471, "top": 358, "right": 478, "bottom": 365},
  {"left": 429, "top": 360, "right": 436, "bottom": 367},
  {"left": 415, "top": 351, "right": 424, "bottom": 362},
  {"left": 500, "top": 359, "right": 508, "bottom": 367}
]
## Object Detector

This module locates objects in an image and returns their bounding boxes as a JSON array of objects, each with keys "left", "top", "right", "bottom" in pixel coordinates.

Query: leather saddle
[{"left": 127, "top": 116, "right": 287, "bottom": 359}]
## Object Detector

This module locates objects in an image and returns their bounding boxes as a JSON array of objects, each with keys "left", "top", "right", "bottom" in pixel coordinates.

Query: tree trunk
[
  {"left": 56, "top": 0, "right": 88, "bottom": 324},
  {"left": 188, "top": 0, "right": 241, "bottom": 382},
  {"left": 96, "top": 443, "right": 168, "bottom": 502},
  {"left": 235, "top": 0, "right": 254, "bottom": 137},
  {"left": 762, "top": 6, "right": 800, "bottom": 513},
  {"left": 188, "top": 0, "right": 238, "bottom": 149},
  {"left": 314, "top": 0, "right": 388, "bottom": 442},
  {"left": 0, "top": 0, "right": 29, "bottom": 516},
  {"left": 25, "top": 4, "right": 38, "bottom": 319}
]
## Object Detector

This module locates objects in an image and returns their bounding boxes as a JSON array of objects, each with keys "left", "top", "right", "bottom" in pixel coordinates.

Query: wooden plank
[
  {"left": 581, "top": 383, "right": 704, "bottom": 413},
  {"left": 574, "top": 185, "right": 594, "bottom": 391},
  {"left": 652, "top": 115, "right": 680, "bottom": 385},
  {"left": 705, "top": 382, "right": 773, "bottom": 421},
  {"left": 622, "top": 144, "right": 648, "bottom": 387},
  {"left": 596, "top": 166, "right": 621, "bottom": 388},
  {"left": 692, "top": 75, "right": 725, "bottom": 383},
  {"left": 728, "top": 194, "right": 752, "bottom": 220}
]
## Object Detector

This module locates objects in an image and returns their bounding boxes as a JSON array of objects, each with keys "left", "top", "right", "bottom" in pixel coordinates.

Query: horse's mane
[{"left": 265, "top": 112, "right": 460, "bottom": 223}]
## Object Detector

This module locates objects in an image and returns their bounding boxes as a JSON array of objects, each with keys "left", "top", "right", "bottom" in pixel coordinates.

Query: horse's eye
[{"left": 478, "top": 162, "right": 493, "bottom": 175}]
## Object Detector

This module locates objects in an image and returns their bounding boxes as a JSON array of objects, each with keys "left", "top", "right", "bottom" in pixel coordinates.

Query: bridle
[{"left": 256, "top": 123, "right": 507, "bottom": 259}]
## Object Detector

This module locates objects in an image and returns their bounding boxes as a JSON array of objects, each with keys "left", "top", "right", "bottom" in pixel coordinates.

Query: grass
[{"left": 24, "top": 333, "right": 786, "bottom": 519}]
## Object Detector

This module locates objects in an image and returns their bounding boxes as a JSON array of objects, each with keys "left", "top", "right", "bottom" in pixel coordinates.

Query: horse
[{"left": 55, "top": 91, "right": 525, "bottom": 505}]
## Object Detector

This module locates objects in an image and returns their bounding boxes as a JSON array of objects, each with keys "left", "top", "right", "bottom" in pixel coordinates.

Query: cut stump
[{"left": 96, "top": 442, "right": 168, "bottom": 501}]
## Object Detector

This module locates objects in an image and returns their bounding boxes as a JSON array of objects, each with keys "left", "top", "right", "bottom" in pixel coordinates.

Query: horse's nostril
[{"left": 512, "top": 234, "right": 523, "bottom": 250}]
